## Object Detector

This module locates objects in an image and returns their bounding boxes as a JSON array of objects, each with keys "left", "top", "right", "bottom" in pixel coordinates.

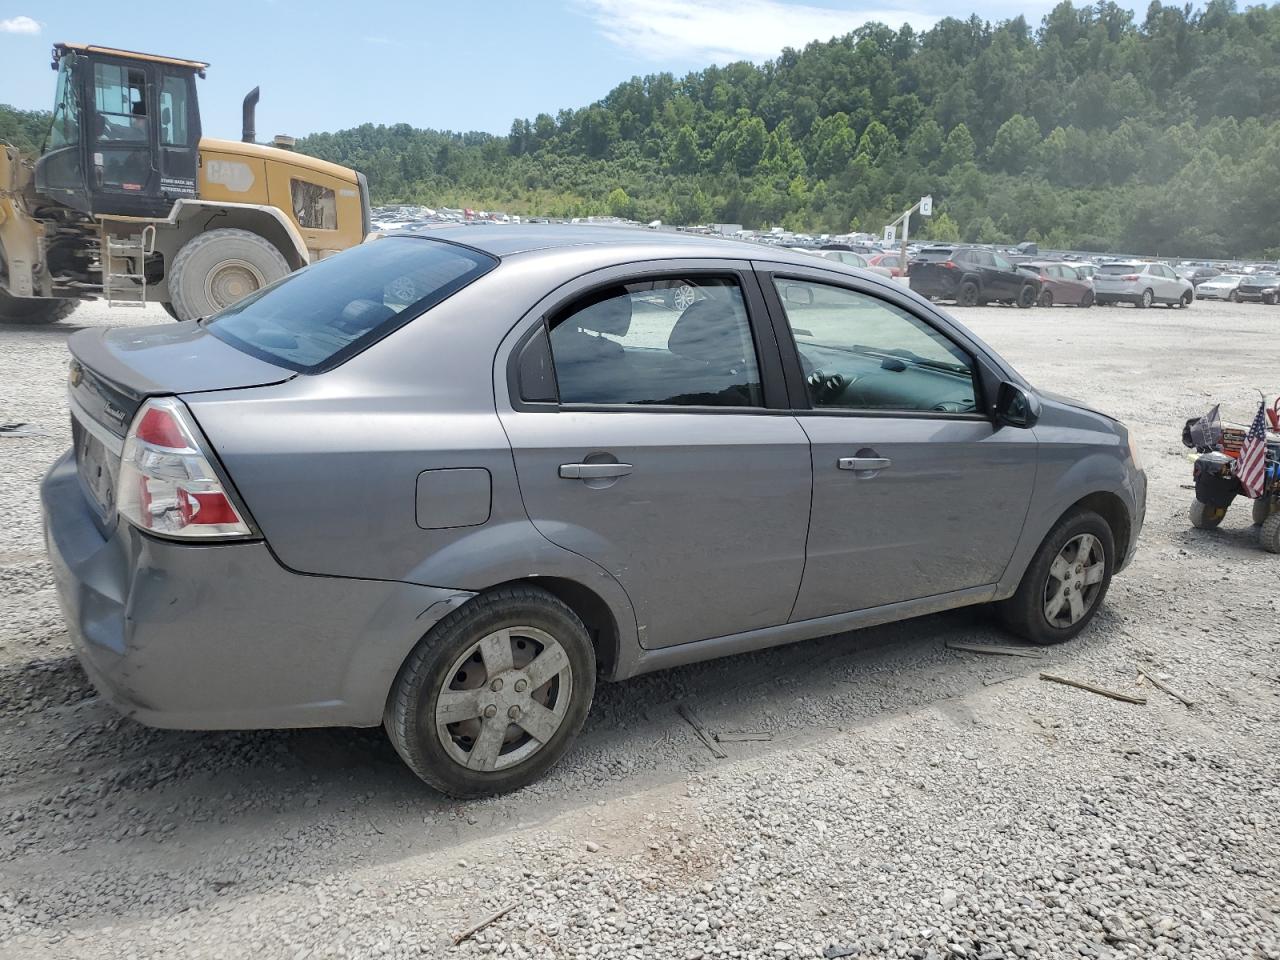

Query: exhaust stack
[{"left": 241, "top": 87, "right": 260, "bottom": 144}]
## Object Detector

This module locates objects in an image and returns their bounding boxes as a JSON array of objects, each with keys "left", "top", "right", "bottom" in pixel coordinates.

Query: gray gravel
[{"left": 1, "top": 299, "right": 1278, "bottom": 959}]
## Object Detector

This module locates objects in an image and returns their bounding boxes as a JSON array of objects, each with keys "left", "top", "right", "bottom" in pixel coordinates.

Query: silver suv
[
  {"left": 42, "top": 228, "right": 1146, "bottom": 796},
  {"left": 1093, "top": 261, "right": 1194, "bottom": 308}
]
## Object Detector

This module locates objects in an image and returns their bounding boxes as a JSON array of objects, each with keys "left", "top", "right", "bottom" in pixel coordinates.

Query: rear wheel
[
  {"left": 168, "top": 228, "right": 290, "bottom": 321},
  {"left": 1138, "top": 288, "right": 1154, "bottom": 309},
  {"left": 1179, "top": 292, "right": 1192, "bottom": 308},
  {"left": 384, "top": 586, "right": 596, "bottom": 797},
  {"left": 1080, "top": 290, "right": 1094, "bottom": 308},
  {"left": 160, "top": 302, "right": 181, "bottom": 321},
  {"left": 1228, "top": 290, "right": 1239, "bottom": 302},
  {"left": 1190, "top": 499, "right": 1227, "bottom": 530},
  {"left": 1261, "top": 513, "right": 1280, "bottom": 554},
  {"left": 957, "top": 281, "right": 979, "bottom": 307},
  {"left": 1252, "top": 497, "right": 1275, "bottom": 526},
  {"left": 998, "top": 510, "right": 1114, "bottom": 645},
  {"left": 0, "top": 288, "right": 78, "bottom": 325},
  {"left": 1016, "top": 285, "right": 1037, "bottom": 309},
  {"left": 1038, "top": 289, "right": 1054, "bottom": 308}
]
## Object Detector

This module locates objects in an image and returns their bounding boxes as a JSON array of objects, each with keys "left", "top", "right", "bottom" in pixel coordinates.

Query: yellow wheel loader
[{"left": 0, "top": 43, "right": 370, "bottom": 324}]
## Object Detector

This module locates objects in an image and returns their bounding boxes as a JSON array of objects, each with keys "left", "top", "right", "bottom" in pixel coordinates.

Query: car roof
[{"left": 388, "top": 224, "right": 817, "bottom": 265}]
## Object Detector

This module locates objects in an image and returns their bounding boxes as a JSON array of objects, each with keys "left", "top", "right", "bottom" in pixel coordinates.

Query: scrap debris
[
  {"left": 677, "top": 704, "right": 727, "bottom": 759},
  {"left": 1137, "top": 669, "right": 1196, "bottom": 708},
  {"left": 714, "top": 731, "right": 774, "bottom": 743},
  {"left": 1039, "top": 673, "right": 1147, "bottom": 705},
  {"left": 946, "top": 640, "right": 1045, "bottom": 659},
  {"left": 0, "top": 422, "right": 46, "bottom": 438},
  {"left": 452, "top": 903, "right": 517, "bottom": 946}
]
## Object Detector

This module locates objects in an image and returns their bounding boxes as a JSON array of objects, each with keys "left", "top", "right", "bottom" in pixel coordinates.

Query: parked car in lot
[
  {"left": 1016, "top": 261, "right": 1095, "bottom": 307},
  {"left": 1178, "top": 265, "right": 1221, "bottom": 286},
  {"left": 867, "top": 252, "right": 906, "bottom": 277},
  {"left": 1195, "top": 274, "right": 1244, "bottom": 301},
  {"left": 807, "top": 248, "right": 894, "bottom": 279},
  {"left": 42, "top": 228, "right": 1146, "bottom": 796},
  {"left": 1236, "top": 274, "right": 1280, "bottom": 304},
  {"left": 908, "top": 246, "right": 1040, "bottom": 307},
  {"left": 1093, "top": 262, "right": 1194, "bottom": 308}
]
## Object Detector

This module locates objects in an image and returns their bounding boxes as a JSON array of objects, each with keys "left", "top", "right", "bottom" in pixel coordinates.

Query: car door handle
[
  {"left": 838, "top": 456, "right": 892, "bottom": 473},
  {"left": 559, "top": 462, "right": 634, "bottom": 480}
]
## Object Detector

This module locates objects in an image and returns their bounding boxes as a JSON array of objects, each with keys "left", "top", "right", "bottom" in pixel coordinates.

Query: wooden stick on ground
[
  {"left": 946, "top": 640, "right": 1045, "bottom": 659},
  {"left": 678, "top": 704, "right": 727, "bottom": 759},
  {"left": 1039, "top": 673, "right": 1147, "bottom": 705},
  {"left": 1137, "top": 669, "right": 1196, "bottom": 708},
  {"left": 452, "top": 903, "right": 518, "bottom": 946}
]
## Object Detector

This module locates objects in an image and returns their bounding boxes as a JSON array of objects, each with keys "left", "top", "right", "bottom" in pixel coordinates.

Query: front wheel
[
  {"left": 957, "top": 280, "right": 979, "bottom": 307},
  {"left": 1252, "top": 497, "right": 1276, "bottom": 526},
  {"left": 1038, "top": 289, "right": 1054, "bottom": 308},
  {"left": 1016, "top": 285, "right": 1037, "bottom": 309},
  {"left": 1080, "top": 290, "right": 1094, "bottom": 308},
  {"left": 167, "top": 228, "right": 290, "bottom": 321},
  {"left": 384, "top": 586, "right": 596, "bottom": 797},
  {"left": 1228, "top": 290, "right": 1239, "bottom": 302},
  {"left": 998, "top": 511, "right": 1114, "bottom": 645},
  {"left": 1190, "top": 499, "right": 1227, "bottom": 530},
  {"left": 0, "top": 288, "right": 78, "bottom": 325},
  {"left": 1261, "top": 513, "right": 1280, "bottom": 554}
]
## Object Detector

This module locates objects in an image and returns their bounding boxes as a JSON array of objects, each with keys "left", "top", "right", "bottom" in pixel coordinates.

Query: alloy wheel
[
  {"left": 434, "top": 626, "right": 573, "bottom": 771},
  {"left": 673, "top": 284, "right": 698, "bottom": 310},
  {"left": 1043, "top": 534, "right": 1106, "bottom": 628}
]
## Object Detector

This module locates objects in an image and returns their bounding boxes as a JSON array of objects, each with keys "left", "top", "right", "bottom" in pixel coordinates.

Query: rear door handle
[
  {"left": 559, "top": 462, "right": 634, "bottom": 480},
  {"left": 838, "top": 456, "right": 892, "bottom": 474}
]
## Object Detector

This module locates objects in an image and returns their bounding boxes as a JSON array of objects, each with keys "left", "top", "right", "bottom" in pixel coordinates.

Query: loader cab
[{"left": 35, "top": 44, "right": 204, "bottom": 219}]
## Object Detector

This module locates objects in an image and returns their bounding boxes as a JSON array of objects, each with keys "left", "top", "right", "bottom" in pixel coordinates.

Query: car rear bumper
[{"left": 41, "top": 449, "right": 473, "bottom": 730}]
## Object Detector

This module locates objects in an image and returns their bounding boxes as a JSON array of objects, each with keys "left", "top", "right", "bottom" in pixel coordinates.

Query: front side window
[
  {"left": 47, "top": 57, "right": 81, "bottom": 150},
  {"left": 207, "top": 236, "right": 496, "bottom": 373},
  {"left": 548, "top": 276, "right": 762, "bottom": 407},
  {"left": 773, "top": 279, "right": 978, "bottom": 414},
  {"left": 291, "top": 179, "right": 338, "bottom": 229}
]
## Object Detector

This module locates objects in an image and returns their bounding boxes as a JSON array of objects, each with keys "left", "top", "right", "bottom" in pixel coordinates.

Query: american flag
[{"left": 1237, "top": 402, "right": 1268, "bottom": 498}]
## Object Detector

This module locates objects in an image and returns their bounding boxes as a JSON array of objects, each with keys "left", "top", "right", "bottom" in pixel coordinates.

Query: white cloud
[
  {"left": 577, "top": 0, "right": 937, "bottom": 64},
  {"left": 0, "top": 15, "right": 41, "bottom": 34}
]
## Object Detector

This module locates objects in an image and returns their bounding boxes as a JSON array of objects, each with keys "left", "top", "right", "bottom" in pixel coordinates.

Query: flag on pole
[{"left": 1236, "top": 402, "right": 1268, "bottom": 498}]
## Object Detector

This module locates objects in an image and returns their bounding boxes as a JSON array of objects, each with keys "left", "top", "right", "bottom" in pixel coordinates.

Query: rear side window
[
  {"left": 207, "top": 237, "right": 496, "bottom": 373},
  {"left": 547, "top": 276, "right": 763, "bottom": 408}
]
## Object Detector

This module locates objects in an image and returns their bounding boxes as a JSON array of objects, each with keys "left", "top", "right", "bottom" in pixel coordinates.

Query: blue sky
[{"left": 3, "top": 0, "right": 1065, "bottom": 138}]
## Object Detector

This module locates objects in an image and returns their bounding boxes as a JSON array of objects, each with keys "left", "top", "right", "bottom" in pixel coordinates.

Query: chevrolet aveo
[{"left": 42, "top": 228, "right": 1146, "bottom": 796}]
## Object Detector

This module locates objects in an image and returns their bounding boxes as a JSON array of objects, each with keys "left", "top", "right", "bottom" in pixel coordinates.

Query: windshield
[
  {"left": 45, "top": 55, "right": 81, "bottom": 151},
  {"left": 206, "top": 237, "right": 497, "bottom": 373}
]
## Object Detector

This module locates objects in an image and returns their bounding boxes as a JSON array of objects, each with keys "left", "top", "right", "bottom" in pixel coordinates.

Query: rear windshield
[
  {"left": 206, "top": 237, "right": 496, "bottom": 373},
  {"left": 915, "top": 249, "right": 955, "bottom": 261},
  {"left": 1097, "top": 263, "right": 1140, "bottom": 274}
]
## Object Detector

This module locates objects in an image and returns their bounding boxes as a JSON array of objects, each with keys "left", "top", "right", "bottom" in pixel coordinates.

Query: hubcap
[
  {"left": 673, "top": 284, "right": 697, "bottom": 310},
  {"left": 205, "top": 259, "right": 267, "bottom": 309},
  {"left": 434, "top": 626, "right": 573, "bottom": 772},
  {"left": 1043, "top": 534, "right": 1106, "bottom": 628}
]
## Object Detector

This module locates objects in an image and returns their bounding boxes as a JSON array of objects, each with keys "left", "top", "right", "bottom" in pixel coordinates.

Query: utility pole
[{"left": 885, "top": 195, "right": 932, "bottom": 279}]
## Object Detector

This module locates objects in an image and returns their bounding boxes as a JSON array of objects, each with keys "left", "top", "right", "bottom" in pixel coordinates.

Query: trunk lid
[{"left": 66, "top": 321, "right": 292, "bottom": 530}]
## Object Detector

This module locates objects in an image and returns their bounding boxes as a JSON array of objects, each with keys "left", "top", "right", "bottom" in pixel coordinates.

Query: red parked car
[
  {"left": 1016, "top": 261, "right": 1095, "bottom": 307},
  {"left": 867, "top": 252, "right": 906, "bottom": 277}
]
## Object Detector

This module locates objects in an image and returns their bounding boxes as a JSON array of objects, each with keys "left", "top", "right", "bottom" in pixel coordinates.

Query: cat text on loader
[{"left": 0, "top": 43, "right": 370, "bottom": 324}]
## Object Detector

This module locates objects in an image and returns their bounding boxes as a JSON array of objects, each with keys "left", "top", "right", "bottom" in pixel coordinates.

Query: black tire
[
  {"left": 168, "top": 228, "right": 290, "bottom": 321},
  {"left": 1261, "top": 513, "right": 1280, "bottom": 554},
  {"left": 1016, "top": 285, "right": 1037, "bottom": 309},
  {"left": 1179, "top": 292, "right": 1192, "bottom": 308},
  {"left": 1228, "top": 290, "right": 1239, "bottom": 303},
  {"left": 0, "top": 288, "right": 78, "bottom": 325},
  {"left": 957, "top": 281, "right": 979, "bottom": 307},
  {"left": 1080, "top": 290, "right": 1094, "bottom": 308},
  {"left": 1190, "top": 499, "right": 1227, "bottom": 530},
  {"left": 160, "top": 302, "right": 181, "bottom": 321},
  {"left": 998, "top": 510, "right": 1115, "bottom": 645},
  {"left": 1252, "top": 497, "right": 1275, "bottom": 526},
  {"left": 1137, "top": 288, "right": 1153, "bottom": 309},
  {"left": 1265, "top": 294, "right": 1277, "bottom": 306},
  {"left": 384, "top": 585, "right": 596, "bottom": 797},
  {"left": 1038, "top": 289, "right": 1054, "bottom": 308}
]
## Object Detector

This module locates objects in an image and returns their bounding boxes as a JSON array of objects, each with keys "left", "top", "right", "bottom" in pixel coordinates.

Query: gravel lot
[{"left": 1, "top": 298, "right": 1278, "bottom": 960}]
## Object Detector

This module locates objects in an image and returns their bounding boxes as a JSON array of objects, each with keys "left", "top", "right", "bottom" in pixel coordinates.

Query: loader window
[
  {"left": 159, "top": 76, "right": 189, "bottom": 147},
  {"left": 291, "top": 179, "right": 338, "bottom": 230},
  {"left": 93, "top": 63, "right": 149, "bottom": 142},
  {"left": 47, "top": 57, "right": 81, "bottom": 149}
]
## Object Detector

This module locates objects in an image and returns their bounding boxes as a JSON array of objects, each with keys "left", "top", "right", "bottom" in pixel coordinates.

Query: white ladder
[{"left": 103, "top": 225, "right": 156, "bottom": 308}]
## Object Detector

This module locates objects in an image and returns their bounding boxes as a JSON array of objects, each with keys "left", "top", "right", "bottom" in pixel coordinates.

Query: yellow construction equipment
[{"left": 0, "top": 43, "right": 370, "bottom": 323}]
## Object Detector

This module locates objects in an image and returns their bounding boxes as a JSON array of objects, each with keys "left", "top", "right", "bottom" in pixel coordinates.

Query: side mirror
[
  {"left": 783, "top": 284, "right": 814, "bottom": 306},
  {"left": 995, "top": 381, "right": 1040, "bottom": 428}
]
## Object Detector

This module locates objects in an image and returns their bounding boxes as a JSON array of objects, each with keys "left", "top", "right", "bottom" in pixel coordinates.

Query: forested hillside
[
  {"left": 4, "top": 1, "right": 1278, "bottom": 256},
  {"left": 297, "top": 0, "right": 1280, "bottom": 257}
]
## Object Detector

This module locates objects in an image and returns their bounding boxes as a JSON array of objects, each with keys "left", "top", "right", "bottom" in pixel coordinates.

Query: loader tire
[
  {"left": 168, "top": 228, "right": 290, "bottom": 321},
  {"left": 0, "top": 288, "right": 78, "bottom": 325}
]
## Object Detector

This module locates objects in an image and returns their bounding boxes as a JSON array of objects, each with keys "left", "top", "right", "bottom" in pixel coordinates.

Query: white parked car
[
  {"left": 1093, "top": 262, "right": 1194, "bottom": 309},
  {"left": 1195, "top": 274, "right": 1245, "bottom": 301}
]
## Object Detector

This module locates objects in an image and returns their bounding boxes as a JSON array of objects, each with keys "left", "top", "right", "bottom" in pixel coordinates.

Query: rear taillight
[
  {"left": 1121, "top": 274, "right": 1139, "bottom": 281},
  {"left": 116, "top": 398, "right": 252, "bottom": 539},
  {"left": 940, "top": 260, "right": 958, "bottom": 270}
]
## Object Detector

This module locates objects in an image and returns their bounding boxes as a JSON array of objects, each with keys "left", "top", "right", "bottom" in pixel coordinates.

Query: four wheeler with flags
[{"left": 1182, "top": 398, "right": 1280, "bottom": 552}]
